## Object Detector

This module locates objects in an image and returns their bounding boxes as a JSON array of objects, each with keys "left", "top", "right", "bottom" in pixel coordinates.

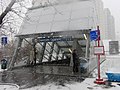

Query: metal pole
[
  {"left": 94, "top": 26, "right": 104, "bottom": 84},
  {"left": 97, "top": 26, "right": 100, "bottom": 80}
]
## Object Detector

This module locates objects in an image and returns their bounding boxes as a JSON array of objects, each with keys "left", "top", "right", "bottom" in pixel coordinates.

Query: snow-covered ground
[
  {"left": 20, "top": 78, "right": 120, "bottom": 90},
  {"left": 20, "top": 54, "right": 120, "bottom": 90},
  {"left": 1, "top": 54, "right": 120, "bottom": 90},
  {"left": 0, "top": 65, "right": 19, "bottom": 90},
  {"left": 0, "top": 83, "right": 19, "bottom": 90}
]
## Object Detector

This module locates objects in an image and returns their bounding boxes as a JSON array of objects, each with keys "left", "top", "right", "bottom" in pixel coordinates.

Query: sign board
[
  {"left": 94, "top": 46, "right": 104, "bottom": 55},
  {"left": 90, "top": 30, "right": 99, "bottom": 41},
  {"left": 109, "top": 41, "right": 119, "bottom": 54},
  {"left": 1, "top": 36, "right": 8, "bottom": 45},
  {"left": 39, "top": 36, "right": 72, "bottom": 42}
]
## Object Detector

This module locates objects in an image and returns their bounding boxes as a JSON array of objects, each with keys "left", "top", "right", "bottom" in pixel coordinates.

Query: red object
[
  {"left": 94, "top": 26, "right": 105, "bottom": 84},
  {"left": 97, "top": 26, "right": 101, "bottom": 40},
  {"left": 94, "top": 79, "right": 105, "bottom": 84}
]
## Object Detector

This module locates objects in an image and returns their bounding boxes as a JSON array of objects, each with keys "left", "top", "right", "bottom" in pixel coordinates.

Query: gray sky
[{"left": 102, "top": 0, "right": 120, "bottom": 34}]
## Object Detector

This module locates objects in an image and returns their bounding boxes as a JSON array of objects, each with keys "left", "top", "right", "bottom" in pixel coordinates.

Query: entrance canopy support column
[
  {"left": 9, "top": 37, "right": 23, "bottom": 69},
  {"left": 39, "top": 42, "right": 46, "bottom": 63},
  {"left": 85, "top": 34, "right": 90, "bottom": 58},
  {"left": 48, "top": 42, "right": 55, "bottom": 62}
]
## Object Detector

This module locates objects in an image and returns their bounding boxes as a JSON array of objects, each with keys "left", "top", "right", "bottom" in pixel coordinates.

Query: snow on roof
[{"left": 18, "top": 0, "right": 97, "bottom": 35}]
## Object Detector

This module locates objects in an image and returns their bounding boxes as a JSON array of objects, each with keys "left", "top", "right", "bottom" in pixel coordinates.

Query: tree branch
[{"left": 0, "top": 0, "right": 16, "bottom": 25}]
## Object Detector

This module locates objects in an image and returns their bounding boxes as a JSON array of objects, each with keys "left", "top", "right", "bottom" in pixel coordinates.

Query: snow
[
  {"left": 21, "top": 78, "right": 120, "bottom": 90},
  {"left": 0, "top": 83, "right": 19, "bottom": 90},
  {"left": 1, "top": 55, "right": 120, "bottom": 90},
  {"left": 100, "top": 55, "right": 120, "bottom": 77},
  {"left": 20, "top": 54, "right": 120, "bottom": 90},
  {"left": 106, "top": 68, "right": 120, "bottom": 73},
  {"left": 0, "top": 65, "right": 19, "bottom": 90}
]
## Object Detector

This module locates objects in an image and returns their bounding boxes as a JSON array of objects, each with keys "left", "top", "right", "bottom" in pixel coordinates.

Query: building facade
[
  {"left": 18, "top": 0, "right": 115, "bottom": 40},
  {"left": 104, "top": 8, "right": 115, "bottom": 40}
]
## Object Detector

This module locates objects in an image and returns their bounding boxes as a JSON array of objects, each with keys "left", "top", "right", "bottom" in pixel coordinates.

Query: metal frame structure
[{"left": 8, "top": 29, "right": 91, "bottom": 69}]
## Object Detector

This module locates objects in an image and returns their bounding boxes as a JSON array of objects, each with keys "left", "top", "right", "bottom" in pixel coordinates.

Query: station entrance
[{"left": 9, "top": 29, "right": 91, "bottom": 75}]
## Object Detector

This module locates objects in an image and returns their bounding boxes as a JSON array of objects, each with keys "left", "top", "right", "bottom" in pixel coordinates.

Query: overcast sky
[{"left": 102, "top": 0, "right": 120, "bottom": 34}]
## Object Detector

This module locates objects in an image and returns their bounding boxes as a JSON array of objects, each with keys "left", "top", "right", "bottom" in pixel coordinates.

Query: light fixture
[
  {"left": 84, "top": 34, "right": 87, "bottom": 40},
  {"left": 69, "top": 48, "right": 72, "bottom": 53}
]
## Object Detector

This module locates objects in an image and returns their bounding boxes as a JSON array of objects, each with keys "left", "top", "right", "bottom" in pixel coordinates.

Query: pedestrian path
[{"left": 21, "top": 77, "right": 120, "bottom": 90}]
